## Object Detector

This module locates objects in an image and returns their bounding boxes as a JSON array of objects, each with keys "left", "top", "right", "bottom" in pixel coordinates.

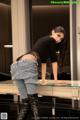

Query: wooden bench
[
  {"left": 0, "top": 80, "right": 80, "bottom": 109},
  {"left": 36, "top": 80, "right": 80, "bottom": 109},
  {"left": 0, "top": 83, "right": 20, "bottom": 102},
  {"left": 0, "top": 80, "right": 80, "bottom": 100}
]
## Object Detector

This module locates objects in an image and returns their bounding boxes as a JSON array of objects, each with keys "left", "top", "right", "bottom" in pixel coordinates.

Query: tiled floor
[{"left": 0, "top": 95, "right": 80, "bottom": 120}]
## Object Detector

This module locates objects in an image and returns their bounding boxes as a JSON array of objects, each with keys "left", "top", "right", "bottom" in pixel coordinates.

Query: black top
[{"left": 32, "top": 36, "right": 57, "bottom": 63}]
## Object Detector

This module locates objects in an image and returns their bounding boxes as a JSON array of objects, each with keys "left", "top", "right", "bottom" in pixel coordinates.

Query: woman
[{"left": 10, "top": 26, "right": 65, "bottom": 120}]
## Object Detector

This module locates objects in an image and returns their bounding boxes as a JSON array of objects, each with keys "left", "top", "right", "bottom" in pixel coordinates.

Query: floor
[{"left": 0, "top": 94, "right": 80, "bottom": 120}]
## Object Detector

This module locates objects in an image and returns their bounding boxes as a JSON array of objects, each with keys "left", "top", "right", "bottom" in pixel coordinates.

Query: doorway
[
  {"left": 31, "top": 0, "right": 70, "bottom": 79},
  {"left": 0, "top": 0, "right": 12, "bottom": 80}
]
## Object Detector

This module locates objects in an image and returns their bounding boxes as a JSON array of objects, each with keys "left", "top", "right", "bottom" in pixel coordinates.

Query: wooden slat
[
  {"left": 0, "top": 84, "right": 20, "bottom": 95},
  {"left": 36, "top": 80, "right": 80, "bottom": 99},
  {"left": 0, "top": 80, "right": 80, "bottom": 100}
]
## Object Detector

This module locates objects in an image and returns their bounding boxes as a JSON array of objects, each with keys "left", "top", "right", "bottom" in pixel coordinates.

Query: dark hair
[
  {"left": 53, "top": 26, "right": 66, "bottom": 51},
  {"left": 53, "top": 26, "right": 65, "bottom": 35}
]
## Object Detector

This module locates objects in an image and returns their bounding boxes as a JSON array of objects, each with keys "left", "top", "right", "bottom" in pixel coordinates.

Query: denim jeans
[{"left": 10, "top": 59, "right": 38, "bottom": 100}]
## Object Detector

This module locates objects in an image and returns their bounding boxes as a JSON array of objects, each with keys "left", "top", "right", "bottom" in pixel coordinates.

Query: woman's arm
[
  {"left": 52, "top": 62, "right": 58, "bottom": 81},
  {"left": 41, "top": 63, "right": 47, "bottom": 82}
]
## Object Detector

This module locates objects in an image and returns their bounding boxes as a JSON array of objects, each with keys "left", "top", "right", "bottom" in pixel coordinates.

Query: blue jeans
[
  {"left": 10, "top": 59, "right": 38, "bottom": 100},
  {"left": 15, "top": 79, "right": 38, "bottom": 99}
]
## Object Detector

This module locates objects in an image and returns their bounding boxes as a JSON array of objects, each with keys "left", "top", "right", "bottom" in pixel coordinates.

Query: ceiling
[{"left": 32, "top": 5, "right": 69, "bottom": 14}]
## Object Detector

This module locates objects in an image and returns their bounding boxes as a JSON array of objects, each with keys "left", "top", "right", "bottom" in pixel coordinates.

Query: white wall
[
  {"left": 70, "top": 1, "right": 77, "bottom": 80},
  {"left": 76, "top": 1, "right": 80, "bottom": 79},
  {"left": 11, "top": 0, "right": 30, "bottom": 62}
]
